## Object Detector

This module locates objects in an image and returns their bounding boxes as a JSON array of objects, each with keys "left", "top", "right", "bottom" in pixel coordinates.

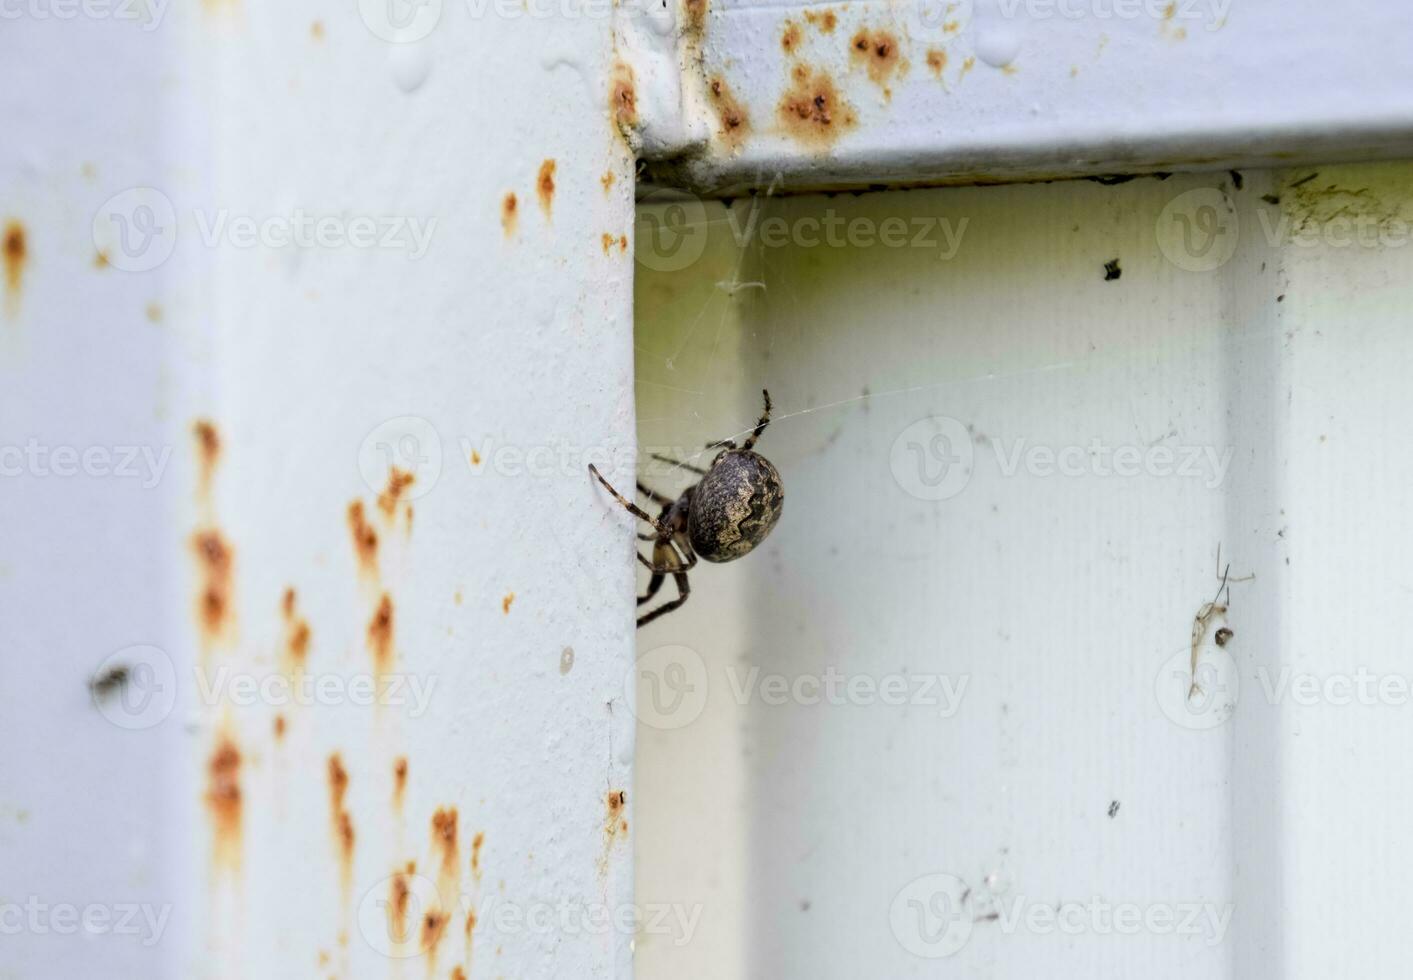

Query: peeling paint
[{"left": 610, "top": 63, "right": 638, "bottom": 136}]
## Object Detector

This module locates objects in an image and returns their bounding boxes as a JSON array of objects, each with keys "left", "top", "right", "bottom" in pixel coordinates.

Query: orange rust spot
[
  {"left": 469, "top": 449, "right": 482, "bottom": 466},
  {"left": 781, "top": 19, "right": 802, "bottom": 52},
  {"left": 610, "top": 62, "right": 638, "bottom": 134},
  {"left": 778, "top": 65, "right": 856, "bottom": 149},
  {"left": 960, "top": 55, "right": 975, "bottom": 78},
  {"left": 367, "top": 592, "right": 394, "bottom": 670},
  {"left": 377, "top": 466, "right": 415, "bottom": 521},
  {"left": 389, "top": 861, "right": 417, "bottom": 944},
  {"left": 926, "top": 48, "right": 947, "bottom": 77},
  {"left": 536, "top": 160, "right": 557, "bottom": 218},
  {"left": 452, "top": 968, "right": 467, "bottom": 980},
  {"left": 347, "top": 500, "right": 379, "bottom": 577},
  {"left": 600, "top": 170, "right": 616, "bottom": 194},
  {"left": 601, "top": 233, "right": 616, "bottom": 255},
  {"left": 471, "top": 831, "right": 485, "bottom": 879},
  {"left": 707, "top": 76, "right": 750, "bottom": 151},
  {"left": 281, "top": 587, "right": 311, "bottom": 668},
  {"left": 432, "top": 807, "right": 459, "bottom": 870},
  {"left": 501, "top": 592, "right": 515, "bottom": 614},
  {"left": 465, "top": 908, "right": 477, "bottom": 936},
  {"left": 192, "top": 528, "right": 234, "bottom": 647},
  {"left": 850, "top": 29, "right": 905, "bottom": 87},
  {"left": 93, "top": 250, "right": 110, "bottom": 269},
  {"left": 193, "top": 419, "right": 221, "bottom": 496},
  {"left": 619, "top": 235, "right": 628, "bottom": 252},
  {"left": 273, "top": 714, "right": 286, "bottom": 739},
  {"left": 328, "top": 754, "right": 355, "bottom": 889},
  {"left": 684, "top": 0, "right": 707, "bottom": 34},
  {"left": 803, "top": 8, "right": 836, "bottom": 32},
  {"left": 501, "top": 192, "right": 518, "bottom": 238},
  {"left": 1163, "top": 1, "right": 1176, "bottom": 17},
  {"left": 393, "top": 756, "right": 408, "bottom": 808},
  {"left": 421, "top": 909, "right": 448, "bottom": 956},
  {"left": 3, "top": 220, "right": 26, "bottom": 316},
  {"left": 207, "top": 734, "right": 242, "bottom": 869},
  {"left": 310, "top": 18, "right": 324, "bottom": 37},
  {"left": 145, "top": 302, "right": 163, "bottom": 323}
]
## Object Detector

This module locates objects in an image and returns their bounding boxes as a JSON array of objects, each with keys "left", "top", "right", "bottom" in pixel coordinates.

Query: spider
[{"left": 589, "top": 389, "right": 784, "bottom": 628}]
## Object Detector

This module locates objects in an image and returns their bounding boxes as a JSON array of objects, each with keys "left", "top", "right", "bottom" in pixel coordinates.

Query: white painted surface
[
  {"left": 1, "top": 4, "right": 637, "bottom": 979},
  {"left": 633, "top": 163, "right": 1413, "bottom": 978},
  {"left": 631, "top": 0, "right": 1413, "bottom": 193}
]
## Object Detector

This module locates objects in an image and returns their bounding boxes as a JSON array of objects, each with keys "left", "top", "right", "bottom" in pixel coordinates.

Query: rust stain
[
  {"left": 280, "top": 587, "right": 311, "bottom": 669},
  {"left": 501, "top": 192, "right": 518, "bottom": 238},
  {"left": 803, "top": 8, "right": 836, "bottom": 32},
  {"left": 207, "top": 734, "right": 242, "bottom": 871},
  {"left": 3, "top": 220, "right": 26, "bottom": 317},
  {"left": 93, "top": 250, "right": 110, "bottom": 269},
  {"left": 708, "top": 76, "right": 750, "bottom": 151},
  {"left": 393, "top": 756, "right": 408, "bottom": 809},
  {"left": 683, "top": 0, "right": 707, "bottom": 34},
  {"left": 145, "top": 302, "right": 163, "bottom": 323},
  {"left": 389, "top": 861, "right": 417, "bottom": 946},
  {"left": 328, "top": 754, "right": 355, "bottom": 893},
  {"left": 601, "top": 233, "right": 616, "bottom": 255},
  {"left": 421, "top": 909, "right": 449, "bottom": 967},
  {"left": 960, "top": 55, "right": 975, "bottom": 78},
  {"left": 781, "top": 19, "right": 802, "bottom": 52},
  {"left": 191, "top": 528, "right": 235, "bottom": 649},
  {"left": 501, "top": 592, "right": 515, "bottom": 615},
  {"left": 310, "top": 18, "right": 324, "bottom": 38},
  {"left": 367, "top": 592, "right": 394, "bottom": 670},
  {"left": 778, "top": 65, "right": 856, "bottom": 148},
  {"left": 926, "top": 48, "right": 947, "bottom": 77},
  {"left": 193, "top": 419, "right": 221, "bottom": 498},
  {"left": 471, "top": 831, "right": 485, "bottom": 881},
  {"left": 536, "top": 160, "right": 557, "bottom": 217},
  {"left": 469, "top": 449, "right": 482, "bottom": 466},
  {"left": 452, "top": 968, "right": 467, "bottom": 980},
  {"left": 461, "top": 907, "right": 478, "bottom": 978},
  {"left": 605, "top": 789, "right": 627, "bottom": 839},
  {"left": 273, "top": 714, "right": 286, "bottom": 740},
  {"left": 610, "top": 62, "right": 638, "bottom": 135},
  {"left": 377, "top": 466, "right": 415, "bottom": 524},
  {"left": 432, "top": 807, "right": 460, "bottom": 877},
  {"left": 347, "top": 500, "right": 379, "bottom": 578},
  {"left": 850, "top": 29, "right": 905, "bottom": 87},
  {"left": 600, "top": 170, "right": 615, "bottom": 194}
]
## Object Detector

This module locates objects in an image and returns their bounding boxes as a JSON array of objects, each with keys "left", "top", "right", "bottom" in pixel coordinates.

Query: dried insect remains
[{"left": 589, "top": 389, "right": 784, "bottom": 627}]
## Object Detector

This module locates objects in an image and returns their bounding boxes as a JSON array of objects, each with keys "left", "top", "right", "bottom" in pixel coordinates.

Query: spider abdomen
[{"left": 688, "top": 450, "right": 784, "bottom": 563}]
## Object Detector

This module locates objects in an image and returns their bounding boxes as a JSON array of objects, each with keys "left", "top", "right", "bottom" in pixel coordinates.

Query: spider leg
[
  {"left": 650, "top": 453, "right": 709, "bottom": 476},
  {"left": 638, "top": 572, "right": 665, "bottom": 606},
  {"left": 589, "top": 464, "right": 664, "bottom": 532},
  {"left": 740, "top": 388, "right": 772, "bottom": 451},
  {"left": 638, "top": 572, "right": 690, "bottom": 628}
]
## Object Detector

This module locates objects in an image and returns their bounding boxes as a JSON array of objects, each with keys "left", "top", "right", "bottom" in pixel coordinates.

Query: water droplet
[
  {"left": 389, "top": 43, "right": 432, "bottom": 93},
  {"left": 974, "top": 28, "right": 1021, "bottom": 68}
]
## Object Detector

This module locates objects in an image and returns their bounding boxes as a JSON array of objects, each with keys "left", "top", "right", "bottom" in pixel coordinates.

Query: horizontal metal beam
[{"left": 626, "top": 0, "right": 1413, "bottom": 195}]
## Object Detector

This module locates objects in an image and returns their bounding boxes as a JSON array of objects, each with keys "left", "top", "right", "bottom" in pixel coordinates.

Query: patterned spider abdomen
[{"left": 688, "top": 450, "right": 784, "bottom": 562}]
